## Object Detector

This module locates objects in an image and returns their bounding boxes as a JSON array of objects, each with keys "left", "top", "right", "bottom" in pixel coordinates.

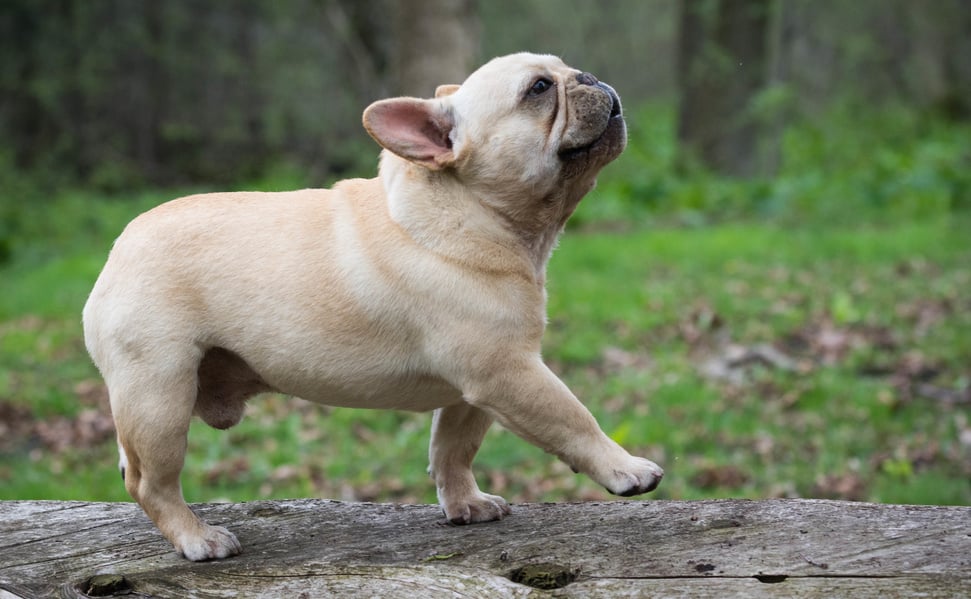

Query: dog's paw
[
  {"left": 177, "top": 524, "right": 242, "bottom": 561},
  {"left": 442, "top": 491, "right": 511, "bottom": 525},
  {"left": 602, "top": 456, "right": 664, "bottom": 497}
]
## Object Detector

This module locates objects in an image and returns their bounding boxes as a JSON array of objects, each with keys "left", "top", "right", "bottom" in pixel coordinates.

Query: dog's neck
[{"left": 378, "top": 152, "right": 575, "bottom": 282}]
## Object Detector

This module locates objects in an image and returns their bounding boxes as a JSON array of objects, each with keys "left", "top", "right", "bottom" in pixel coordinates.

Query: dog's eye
[{"left": 528, "top": 77, "right": 554, "bottom": 96}]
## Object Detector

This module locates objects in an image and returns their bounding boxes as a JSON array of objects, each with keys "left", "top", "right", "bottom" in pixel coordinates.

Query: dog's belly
[
  {"left": 204, "top": 344, "right": 465, "bottom": 412},
  {"left": 196, "top": 345, "right": 464, "bottom": 421},
  {"left": 295, "top": 379, "right": 462, "bottom": 412},
  {"left": 287, "top": 373, "right": 464, "bottom": 412}
]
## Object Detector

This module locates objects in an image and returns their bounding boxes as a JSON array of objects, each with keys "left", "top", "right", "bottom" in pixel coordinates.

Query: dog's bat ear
[
  {"left": 362, "top": 98, "right": 455, "bottom": 170},
  {"left": 435, "top": 84, "right": 460, "bottom": 98}
]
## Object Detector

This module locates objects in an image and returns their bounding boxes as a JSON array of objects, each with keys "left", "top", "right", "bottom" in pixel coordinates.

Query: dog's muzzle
[
  {"left": 576, "top": 72, "right": 622, "bottom": 119},
  {"left": 558, "top": 73, "right": 626, "bottom": 164}
]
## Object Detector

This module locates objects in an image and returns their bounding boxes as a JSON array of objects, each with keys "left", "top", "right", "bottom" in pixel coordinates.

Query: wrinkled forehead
[
  {"left": 472, "top": 53, "right": 571, "bottom": 82},
  {"left": 455, "top": 53, "right": 575, "bottom": 99}
]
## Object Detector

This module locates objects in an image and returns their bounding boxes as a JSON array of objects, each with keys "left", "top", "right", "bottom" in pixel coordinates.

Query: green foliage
[
  {"left": 1, "top": 185, "right": 968, "bottom": 505},
  {"left": 0, "top": 1, "right": 384, "bottom": 191},
  {"left": 0, "top": 186, "right": 176, "bottom": 272},
  {"left": 544, "top": 223, "right": 970, "bottom": 505},
  {"left": 580, "top": 102, "right": 971, "bottom": 227},
  {"left": 1, "top": 97, "right": 969, "bottom": 507}
]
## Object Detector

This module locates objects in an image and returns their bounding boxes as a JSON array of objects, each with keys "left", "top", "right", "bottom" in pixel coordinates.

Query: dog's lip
[
  {"left": 558, "top": 84, "right": 623, "bottom": 160},
  {"left": 605, "top": 86, "right": 622, "bottom": 119},
  {"left": 558, "top": 112, "right": 623, "bottom": 160},
  {"left": 595, "top": 80, "right": 623, "bottom": 119}
]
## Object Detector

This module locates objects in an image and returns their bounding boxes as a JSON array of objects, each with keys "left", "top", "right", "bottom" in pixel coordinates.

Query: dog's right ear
[{"left": 362, "top": 98, "right": 455, "bottom": 170}]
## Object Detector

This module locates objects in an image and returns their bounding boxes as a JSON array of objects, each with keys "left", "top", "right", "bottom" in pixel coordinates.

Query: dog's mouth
[
  {"left": 558, "top": 86, "right": 624, "bottom": 162},
  {"left": 607, "top": 89, "right": 623, "bottom": 119}
]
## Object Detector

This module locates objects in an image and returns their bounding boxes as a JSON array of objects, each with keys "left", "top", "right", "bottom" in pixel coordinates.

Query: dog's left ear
[
  {"left": 435, "top": 84, "right": 460, "bottom": 98},
  {"left": 363, "top": 98, "right": 455, "bottom": 170}
]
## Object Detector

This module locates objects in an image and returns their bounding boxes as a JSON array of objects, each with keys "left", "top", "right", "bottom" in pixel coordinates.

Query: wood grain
[{"left": 1, "top": 499, "right": 968, "bottom": 597}]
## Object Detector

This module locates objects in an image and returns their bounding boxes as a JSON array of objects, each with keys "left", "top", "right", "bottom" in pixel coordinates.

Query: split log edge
[{"left": 1, "top": 498, "right": 969, "bottom": 597}]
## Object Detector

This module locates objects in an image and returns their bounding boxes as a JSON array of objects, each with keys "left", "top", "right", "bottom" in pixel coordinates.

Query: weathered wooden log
[{"left": 1, "top": 498, "right": 968, "bottom": 597}]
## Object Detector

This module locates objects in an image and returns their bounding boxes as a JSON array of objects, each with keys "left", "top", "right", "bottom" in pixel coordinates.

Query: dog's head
[{"left": 363, "top": 53, "right": 626, "bottom": 224}]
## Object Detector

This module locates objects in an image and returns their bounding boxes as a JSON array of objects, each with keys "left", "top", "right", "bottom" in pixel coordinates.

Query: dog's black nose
[{"left": 576, "top": 72, "right": 599, "bottom": 86}]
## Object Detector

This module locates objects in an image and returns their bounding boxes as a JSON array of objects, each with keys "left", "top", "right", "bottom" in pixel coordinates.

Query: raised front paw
[
  {"left": 602, "top": 456, "right": 664, "bottom": 497},
  {"left": 176, "top": 524, "right": 242, "bottom": 561},
  {"left": 441, "top": 490, "right": 511, "bottom": 525}
]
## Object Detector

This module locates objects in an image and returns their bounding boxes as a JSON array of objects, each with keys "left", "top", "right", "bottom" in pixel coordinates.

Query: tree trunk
[
  {"left": 937, "top": 0, "right": 971, "bottom": 120},
  {"left": 393, "top": 0, "right": 479, "bottom": 97},
  {"left": 677, "top": 0, "right": 773, "bottom": 177}
]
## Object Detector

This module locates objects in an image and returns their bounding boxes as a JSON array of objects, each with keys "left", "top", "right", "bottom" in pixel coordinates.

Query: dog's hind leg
[
  {"left": 109, "top": 358, "right": 241, "bottom": 561},
  {"left": 429, "top": 404, "right": 511, "bottom": 524}
]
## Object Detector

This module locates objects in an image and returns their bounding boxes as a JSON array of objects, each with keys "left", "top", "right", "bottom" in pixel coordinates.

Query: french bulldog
[{"left": 83, "top": 52, "right": 663, "bottom": 561}]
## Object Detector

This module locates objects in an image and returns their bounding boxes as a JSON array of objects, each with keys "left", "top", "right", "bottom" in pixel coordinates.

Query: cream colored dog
[{"left": 83, "top": 52, "right": 663, "bottom": 561}]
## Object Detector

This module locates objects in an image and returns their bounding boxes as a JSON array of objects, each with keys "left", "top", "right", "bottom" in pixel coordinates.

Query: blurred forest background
[
  {"left": 3, "top": 0, "right": 970, "bottom": 194},
  {"left": 1, "top": 1, "right": 969, "bottom": 506}
]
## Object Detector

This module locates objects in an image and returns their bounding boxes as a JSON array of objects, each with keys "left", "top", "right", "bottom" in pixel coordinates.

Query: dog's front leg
[
  {"left": 464, "top": 355, "right": 663, "bottom": 497},
  {"left": 429, "top": 404, "right": 511, "bottom": 523}
]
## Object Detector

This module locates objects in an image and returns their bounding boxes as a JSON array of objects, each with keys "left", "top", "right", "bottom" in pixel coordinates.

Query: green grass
[
  {"left": 1, "top": 102, "right": 969, "bottom": 506},
  {"left": 1, "top": 188, "right": 968, "bottom": 506},
  {"left": 544, "top": 220, "right": 970, "bottom": 505}
]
